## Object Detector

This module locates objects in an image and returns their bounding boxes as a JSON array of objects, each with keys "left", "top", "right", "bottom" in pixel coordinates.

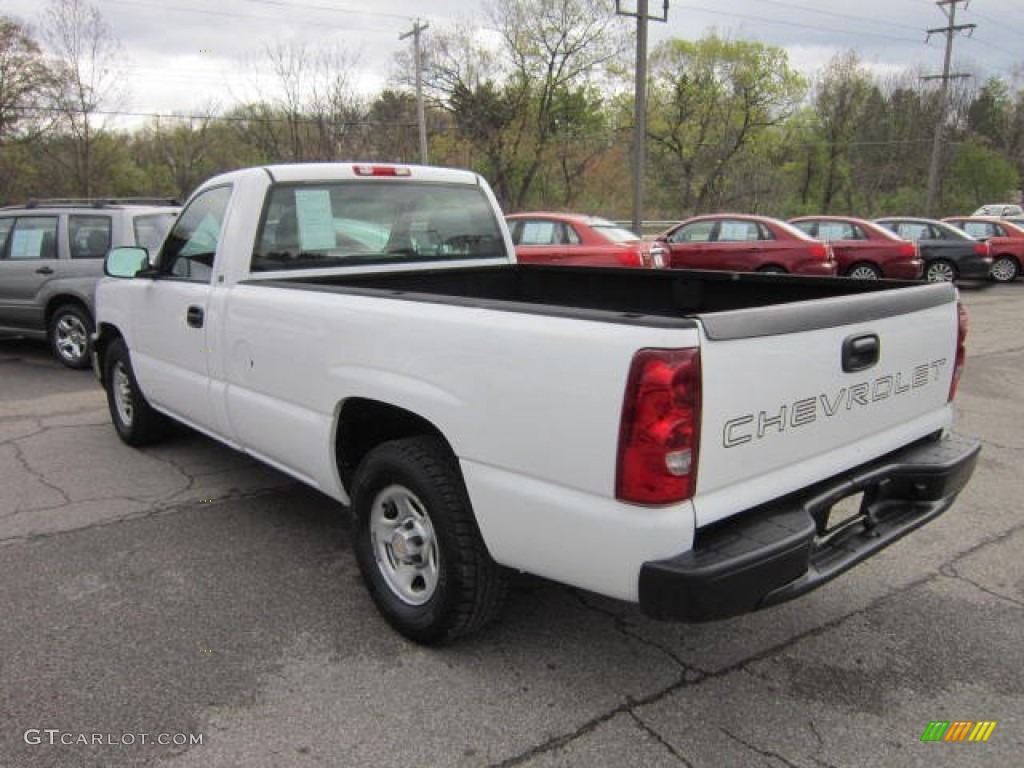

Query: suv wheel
[{"left": 49, "top": 304, "right": 93, "bottom": 369}]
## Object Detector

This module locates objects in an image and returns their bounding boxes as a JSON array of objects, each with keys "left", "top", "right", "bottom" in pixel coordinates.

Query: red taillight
[
  {"left": 973, "top": 242, "right": 989, "bottom": 257},
  {"left": 809, "top": 243, "right": 828, "bottom": 260},
  {"left": 899, "top": 242, "right": 917, "bottom": 258},
  {"left": 353, "top": 165, "right": 411, "bottom": 177},
  {"left": 621, "top": 249, "right": 645, "bottom": 268},
  {"left": 616, "top": 349, "right": 701, "bottom": 504},
  {"left": 949, "top": 301, "right": 968, "bottom": 402}
]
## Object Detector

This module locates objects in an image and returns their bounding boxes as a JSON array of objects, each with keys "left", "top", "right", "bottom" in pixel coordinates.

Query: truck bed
[{"left": 250, "top": 263, "right": 952, "bottom": 340}]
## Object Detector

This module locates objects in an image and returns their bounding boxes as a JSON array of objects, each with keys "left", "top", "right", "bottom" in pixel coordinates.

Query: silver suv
[{"left": 0, "top": 199, "right": 179, "bottom": 368}]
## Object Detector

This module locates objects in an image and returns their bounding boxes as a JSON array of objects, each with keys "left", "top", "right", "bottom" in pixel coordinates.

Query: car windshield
[
  {"left": 591, "top": 221, "right": 641, "bottom": 243},
  {"left": 252, "top": 182, "right": 507, "bottom": 271}
]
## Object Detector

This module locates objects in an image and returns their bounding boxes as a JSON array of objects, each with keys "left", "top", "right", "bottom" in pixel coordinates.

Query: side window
[
  {"left": 717, "top": 220, "right": 761, "bottom": 242},
  {"left": 158, "top": 186, "right": 231, "bottom": 283},
  {"left": 671, "top": 221, "right": 715, "bottom": 243},
  {"left": 69, "top": 215, "right": 112, "bottom": 259},
  {"left": 519, "top": 220, "right": 558, "bottom": 246},
  {"left": 564, "top": 224, "right": 582, "bottom": 245},
  {"left": 3, "top": 217, "right": 58, "bottom": 260}
]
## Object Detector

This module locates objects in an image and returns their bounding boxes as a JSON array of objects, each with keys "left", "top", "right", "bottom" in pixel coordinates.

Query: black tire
[
  {"left": 925, "top": 260, "right": 957, "bottom": 283},
  {"left": 48, "top": 303, "right": 93, "bottom": 369},
  {"left": 103, "top": 337, "right": 170, "bottom": 446},
  {"left": 847, "top": 262, "right": 881, "bottom": 280},
  {"left": 352, "top": 436, "right": 508, "bottom": 644},
  {"left": 990, "top": 255, "right": 1020, "bottom": 283}
]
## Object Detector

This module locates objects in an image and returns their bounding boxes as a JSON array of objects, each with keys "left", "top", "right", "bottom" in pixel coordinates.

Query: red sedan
[
  {"left": 654, "top": 214, "right": 837, "bottom": 275},
  {"left": 790, "top": 215, "right": 923, "bottom": 280},
  {"left": 505, "top": 213, "right": 666, "bottom": 268},
  {"left": 942, "top": 216, "right": 1023, "bottom": 282}
]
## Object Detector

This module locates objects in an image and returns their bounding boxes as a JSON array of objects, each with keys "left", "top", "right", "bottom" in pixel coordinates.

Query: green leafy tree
[{"left": 646, "top": 34, "right": 806, "bottom": 215}]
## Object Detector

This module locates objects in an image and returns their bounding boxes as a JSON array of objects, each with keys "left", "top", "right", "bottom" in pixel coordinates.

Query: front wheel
[
  {"left": 48, "top": 304, "right": 93, "bottom": 369},
  {"left": 352, "top": 436, "right": 508, "bottom": 644},
  {"left": 925, "top": 260, "right": 957, "bottom": 283},
  {"left": 103, "top": 338, "right": 170, "bottom": 446},
  {"left": 990, "top": 255, "right": 1019, "bottom": 283}
]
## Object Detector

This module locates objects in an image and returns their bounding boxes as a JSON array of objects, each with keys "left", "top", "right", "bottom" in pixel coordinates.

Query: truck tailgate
[{"left": 693, "top": 283, "right": 959, "bottom": 528}]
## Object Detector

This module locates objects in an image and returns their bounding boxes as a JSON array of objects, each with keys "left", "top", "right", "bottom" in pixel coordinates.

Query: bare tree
[{"left": 41, "top": 0, "right": 127, "bottom": 196}]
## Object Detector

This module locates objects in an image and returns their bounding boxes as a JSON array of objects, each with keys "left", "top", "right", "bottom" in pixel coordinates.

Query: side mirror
[{"left": 104, "top": 246, "right": 150, "bottom": 278}]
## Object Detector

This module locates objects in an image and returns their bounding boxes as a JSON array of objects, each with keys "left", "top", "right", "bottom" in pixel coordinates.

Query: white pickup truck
[{"left": 93, "top": 163, "right": 980, "bottom": 643}]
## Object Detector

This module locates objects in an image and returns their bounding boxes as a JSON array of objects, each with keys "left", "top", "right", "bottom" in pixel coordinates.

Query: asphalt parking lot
[{"left": 1, "top": 284, "right": 1021, "bottom": 767}]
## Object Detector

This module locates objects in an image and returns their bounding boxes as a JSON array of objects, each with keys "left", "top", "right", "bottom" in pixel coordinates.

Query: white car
[{"left": 971, "top": 203, "right": 1024, "bottom": 218}]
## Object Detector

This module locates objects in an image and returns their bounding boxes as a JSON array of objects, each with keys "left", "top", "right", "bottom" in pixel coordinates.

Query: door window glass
[
  {"left": 4, "top": 217, "right": 58, "bottom": 260},
  {"left": 717, "top": 220, "right": 761, "bottom": 242},
  {"left": 69, "top": 215, "right": 112, "bottom": 259},
  {"left": 158, "top": 186, "right": 232, "bottom": 282},
  {"left": 671, "top": 220, "right": 715, "bottom": 243}
]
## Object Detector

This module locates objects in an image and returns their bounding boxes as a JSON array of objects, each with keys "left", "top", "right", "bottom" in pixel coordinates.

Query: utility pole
[
  {"left": 923, "top": 0, "right": 974, "bottom": 216},
  {"left": 616, "top": 1, "right": 669, "bottom": 236},
  {"left": 400, "top": 20, "right": 430, "bottom": 165}
]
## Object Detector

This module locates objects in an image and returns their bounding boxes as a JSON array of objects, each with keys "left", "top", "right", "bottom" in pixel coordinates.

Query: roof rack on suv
[{"left": 13, "top": 197, "right": 180, "bottom": 209}]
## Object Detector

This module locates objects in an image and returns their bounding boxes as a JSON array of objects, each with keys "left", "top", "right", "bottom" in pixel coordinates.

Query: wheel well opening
[
  {"left": 45, "top": 297, "right": 90, "bottom": 325},
  {"left": 93, "top": 323, "right": 124, "bottom": 385},
  {"left": 336, "top": 399, "right": 449, "bottom": 488}
]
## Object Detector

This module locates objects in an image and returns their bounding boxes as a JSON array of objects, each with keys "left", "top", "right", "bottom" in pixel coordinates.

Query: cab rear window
[{"left": 251, "top": 182, "right": 506, "bottom": 272}]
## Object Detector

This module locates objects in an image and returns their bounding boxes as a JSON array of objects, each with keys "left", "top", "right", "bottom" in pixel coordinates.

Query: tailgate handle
[{"left": 842, "top": 334, "right": 879, "bottom": 372}]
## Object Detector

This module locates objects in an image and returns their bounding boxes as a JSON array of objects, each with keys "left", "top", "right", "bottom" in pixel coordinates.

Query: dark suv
[{"left": 0, "top": 199, "right": 179, "bottom": 368}]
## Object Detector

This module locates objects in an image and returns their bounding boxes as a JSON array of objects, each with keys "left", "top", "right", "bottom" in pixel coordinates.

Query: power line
[
  {"left": 749, "top": 0, "right": 923, "bottom": 33},
  {"left": 673, "top": 3, "right": 924, "bottom": 44}
]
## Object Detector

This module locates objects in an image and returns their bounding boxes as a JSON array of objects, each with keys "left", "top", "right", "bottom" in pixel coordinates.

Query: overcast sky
[{"left": 6, "top": 0, "right": 1023, "bottom": 123}]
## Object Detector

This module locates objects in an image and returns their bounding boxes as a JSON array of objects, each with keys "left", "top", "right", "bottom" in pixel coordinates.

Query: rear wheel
[
  {"left": 48, "top": 304, "right": 93, "bottom": 369},
  {"left": 847, "top": 262, "right": 881, "bottom": 280},
  {"left": 990, "top": 255, "right": 1019, "bottom": 283},
  {"left": 352, "top": 436, "right": 508, "bottom": 644},
  {"left": 925, "top": 260, "right": 957, "bottom": 283},
  {"left": 104, "top": 338, "right": 170, "bottom": 445}
]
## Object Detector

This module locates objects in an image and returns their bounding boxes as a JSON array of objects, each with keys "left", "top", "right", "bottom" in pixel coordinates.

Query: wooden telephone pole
[
  {"left": 923, "top": 0, "right": 975, "bottom": 216},
  {"left": 616, "top": 1, "right": 669, "bottom": 236},
  {"left": 400, "top": 20, "right": 430, "bottom": 165}
]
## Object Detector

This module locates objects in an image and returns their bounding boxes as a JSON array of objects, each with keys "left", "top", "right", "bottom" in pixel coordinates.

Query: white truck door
[{"left": 130, "top": 185, "right": 232, "bottom": 430}]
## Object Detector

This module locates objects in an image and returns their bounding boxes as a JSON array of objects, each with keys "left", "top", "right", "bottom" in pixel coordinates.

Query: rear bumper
[
  {"left": 638, "top": 432, "right": 980, "bottom": 622},
  {"left": 795, "top": 260, "right": 838, "bottom": 276},
  {"left": 882, "top": 259, "right": 924, "bottom": 280},
  {"left": 954, "top": 256, "right": 994, "bottom": 281}
]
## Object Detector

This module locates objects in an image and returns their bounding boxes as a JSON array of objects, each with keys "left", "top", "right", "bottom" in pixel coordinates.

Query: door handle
[
  {"left": 35, "top": 266, "right": 55, "bottom": 275},
  {"left": 186, "top": 305, "right": 205, "bottom": 328}
]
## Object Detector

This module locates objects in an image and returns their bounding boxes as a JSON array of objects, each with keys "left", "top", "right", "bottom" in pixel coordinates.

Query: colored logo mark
[{"left": 920, "top": 721, "right": 997, "bottom": 742}]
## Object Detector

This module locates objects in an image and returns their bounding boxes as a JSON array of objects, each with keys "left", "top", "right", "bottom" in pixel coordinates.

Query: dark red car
[
  {"left": 789, "top": 215, "right": 923, "bottom": 280},
  {"left": 654, "top": 214, "right": 837, "bottom": 276},
  {"left": 942, "top": 216, "right": 1023, "bottom": 283},
  {"left": 505, "top": 213, "right": 666, "bottom": 268}
]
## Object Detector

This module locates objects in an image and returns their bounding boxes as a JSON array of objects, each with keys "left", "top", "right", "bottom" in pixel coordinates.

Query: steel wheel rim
[
  {"left": 849, "top": 265, "right": 880, "bottom": 279},
  {"left": 55, "top": 314, "right": 88, "bottom": 362},
  {"left": 991, "top": 257, "right": 1016, "bottom": 282},
  {"left": 369, "top": 485, "right": 440, "bottom": 606},
  {"left": 926, "top": 262, "right": 955, "bottom": 282},
  {"left": 112, "top": 361, "right": 134, "bottom": 426}
]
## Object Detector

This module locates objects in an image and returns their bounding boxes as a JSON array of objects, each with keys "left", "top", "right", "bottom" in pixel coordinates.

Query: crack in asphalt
[
  {"left": 570, "top": 591, "right": 705, "bottom": 677},
  {"left": 9, "top": 437, "right": 72, "bottom": 508},
  {"left": 627, "top": 710, "right": 695, "bottom": 767},
  {"left": 0, "top": 485, "right": 298, "bottom": 547},
  {"left": 720, "top": 726, "right": 801, "bottom": 767},
  {"left": 491, "top": 518, "right": 1024, "bottom": 767}
]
